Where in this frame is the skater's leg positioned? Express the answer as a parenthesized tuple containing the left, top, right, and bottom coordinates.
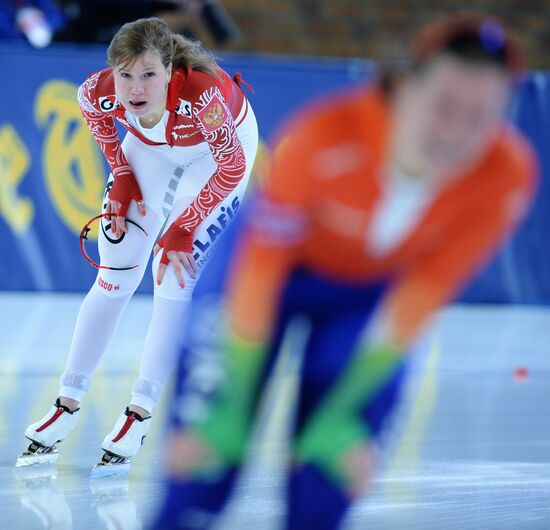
(59, 173, 163, 407)
(96, 294, 191, 473)
(286, 300, 406, 530)
(286, 306, 372, 530)
(20, 134, 170, 460)
(20, 187, 161, 465)
(149, 296, 292, 527)
(149, 337, 276, 528)
(58, 287, 133, 405)
(19, 212, 158, 464)
(286, 368, 406, 530)
(129, 295, 191, 416)
(98, 195, 227, 466)
(153, 467, 239, 530)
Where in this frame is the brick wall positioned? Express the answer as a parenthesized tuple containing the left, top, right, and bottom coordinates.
(216, 0, 549, 70)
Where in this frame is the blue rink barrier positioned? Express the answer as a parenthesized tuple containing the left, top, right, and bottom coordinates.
(0, 42, 549, 304)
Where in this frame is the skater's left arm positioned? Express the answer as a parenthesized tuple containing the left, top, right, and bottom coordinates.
(155, 86, 246, 286)
(374, 178, 535, 350)
(295, 164, 536, 489)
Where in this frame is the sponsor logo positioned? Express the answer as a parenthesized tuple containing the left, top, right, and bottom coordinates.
(97, 276, 120, 292)
(98, 95, 117, 112)
(192, 196, 240, 265)
(176, 98, 193, 118)
(171, 124, 199, 142)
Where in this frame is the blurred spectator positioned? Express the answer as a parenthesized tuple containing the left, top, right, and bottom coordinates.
(54, 0, 241, 47)
(0, 0, 65, 48)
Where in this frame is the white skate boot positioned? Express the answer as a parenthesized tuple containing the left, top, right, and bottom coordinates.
(16, 399, 80, 467)
(91, 408, 151, 478)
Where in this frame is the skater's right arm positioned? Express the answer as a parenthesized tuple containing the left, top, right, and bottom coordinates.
(228, 119, 311, 342)
(78, 72, 145, 236)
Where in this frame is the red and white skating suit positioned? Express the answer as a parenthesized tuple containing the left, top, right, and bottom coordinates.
(56, 64, 258, 414)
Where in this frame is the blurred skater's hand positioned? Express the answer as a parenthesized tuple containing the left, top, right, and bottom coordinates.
(165, 430, 210, 478)
(342, 443, 376, 497)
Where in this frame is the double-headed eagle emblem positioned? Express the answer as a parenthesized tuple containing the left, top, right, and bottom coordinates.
(203, 102, 225, 127)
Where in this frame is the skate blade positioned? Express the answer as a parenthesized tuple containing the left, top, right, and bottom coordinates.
(91, 461, 131, 479)
(16, 450, 59, 467)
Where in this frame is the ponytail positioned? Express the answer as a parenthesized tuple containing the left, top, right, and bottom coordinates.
(171, 34, 220, 78)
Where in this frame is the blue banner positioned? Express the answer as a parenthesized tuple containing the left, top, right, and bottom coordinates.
(0, 42, 549, 303)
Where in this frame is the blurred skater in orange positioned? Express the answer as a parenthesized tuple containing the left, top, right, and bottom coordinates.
(154, 12, 538, 530)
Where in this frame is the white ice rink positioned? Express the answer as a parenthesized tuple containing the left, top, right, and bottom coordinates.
(1, 291, 549, 529)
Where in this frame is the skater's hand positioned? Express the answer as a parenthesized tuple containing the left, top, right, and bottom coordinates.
(166, 430, 211, 478)
(154, 223, 197, 287)
(106, 171, 146, 237)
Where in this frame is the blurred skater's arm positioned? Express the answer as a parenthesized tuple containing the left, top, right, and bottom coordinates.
(377, 168, 535, 349)
(228, 121, 312, 341)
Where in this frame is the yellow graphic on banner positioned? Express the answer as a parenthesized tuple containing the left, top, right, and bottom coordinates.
(0, 124, 34, 234)
(35, 80, 105, 238)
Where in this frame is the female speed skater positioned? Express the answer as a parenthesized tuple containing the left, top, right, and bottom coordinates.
(17, 16, 258, 476)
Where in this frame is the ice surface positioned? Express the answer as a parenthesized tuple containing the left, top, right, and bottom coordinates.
(1, 292, 549, 529)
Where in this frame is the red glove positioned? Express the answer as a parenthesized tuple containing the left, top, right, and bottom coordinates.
(108, 170, 143, 218)
(156, 223, 194, 265)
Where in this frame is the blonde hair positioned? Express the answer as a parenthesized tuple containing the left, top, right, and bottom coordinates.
(107, 17, 219, 77)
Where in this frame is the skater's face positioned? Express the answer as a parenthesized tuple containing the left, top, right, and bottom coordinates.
(113, 49, 172, 122)
(393, 54, 510, 178)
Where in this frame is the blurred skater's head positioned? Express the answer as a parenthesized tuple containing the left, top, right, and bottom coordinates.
(391, 12, 522, 179)
(106, 17, 218, 121)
